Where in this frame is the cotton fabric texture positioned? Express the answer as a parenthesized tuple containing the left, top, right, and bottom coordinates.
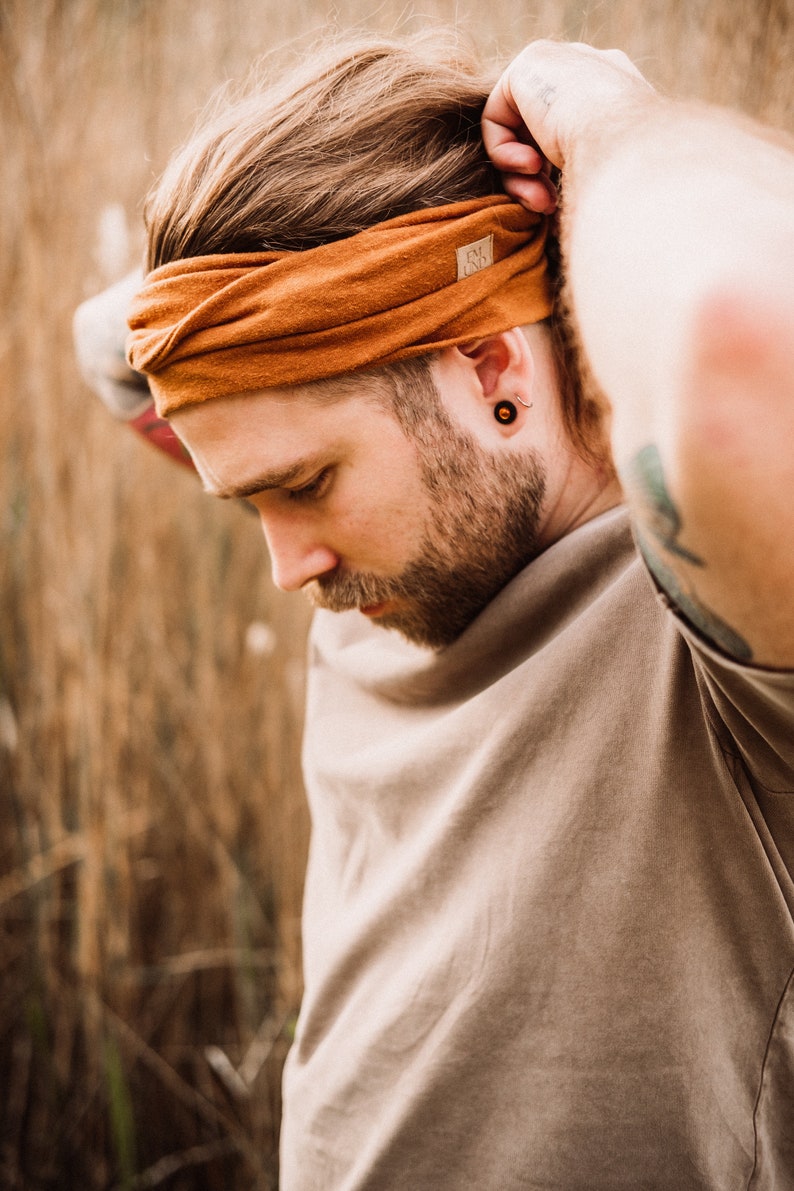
(126, 196, 553, 417)
(284, 507, 794, 1190)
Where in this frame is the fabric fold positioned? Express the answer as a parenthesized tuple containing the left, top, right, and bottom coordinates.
(127, 196, 554, 416)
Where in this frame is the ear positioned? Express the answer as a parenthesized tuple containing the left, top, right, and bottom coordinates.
(456, 328, 535, 412)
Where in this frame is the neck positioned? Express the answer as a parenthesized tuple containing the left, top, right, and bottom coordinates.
(538, 458, 624, 550)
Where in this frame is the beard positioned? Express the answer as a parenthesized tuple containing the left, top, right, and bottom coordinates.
(303, 403, 546, 649)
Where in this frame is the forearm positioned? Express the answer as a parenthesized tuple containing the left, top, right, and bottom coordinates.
(484, 44, 794, 666)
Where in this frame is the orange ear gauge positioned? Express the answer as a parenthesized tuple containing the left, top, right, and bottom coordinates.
(494, 401, 517, 424)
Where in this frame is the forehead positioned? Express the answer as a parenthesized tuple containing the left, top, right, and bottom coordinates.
(173, 370, 389, 430)
(169, 376, 398, 496)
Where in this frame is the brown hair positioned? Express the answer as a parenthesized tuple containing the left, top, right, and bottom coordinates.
(144, 32, 611, 468)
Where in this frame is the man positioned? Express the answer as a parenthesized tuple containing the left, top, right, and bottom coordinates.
(77, 34, 794, 1190)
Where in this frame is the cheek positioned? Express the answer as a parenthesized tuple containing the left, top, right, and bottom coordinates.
(334, 487, 429, 564)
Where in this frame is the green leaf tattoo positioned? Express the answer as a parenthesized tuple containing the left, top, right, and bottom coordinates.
(626, 444, 753, 662)
(628, 445, 704, 565)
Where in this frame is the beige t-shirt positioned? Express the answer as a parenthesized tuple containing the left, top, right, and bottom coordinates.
(282, 506, 794, 1190)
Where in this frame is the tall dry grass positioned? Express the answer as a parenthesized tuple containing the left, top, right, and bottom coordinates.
(0, 0, 792, 1186)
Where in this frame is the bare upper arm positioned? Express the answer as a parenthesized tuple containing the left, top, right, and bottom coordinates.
(566, 111, 794, 666)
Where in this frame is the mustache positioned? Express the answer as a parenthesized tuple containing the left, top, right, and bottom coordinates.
(302, 569, 406, 613)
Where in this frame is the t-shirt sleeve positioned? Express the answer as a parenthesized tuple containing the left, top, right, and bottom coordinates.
(671, 608, 794, 794)
(73, 271, 196, 471)
(73, 270, 152, 420)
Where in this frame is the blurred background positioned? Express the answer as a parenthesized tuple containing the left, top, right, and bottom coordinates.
(0, 0, 792, 1187)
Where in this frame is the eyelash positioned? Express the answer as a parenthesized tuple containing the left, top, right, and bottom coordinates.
(287, 468, 332, 502)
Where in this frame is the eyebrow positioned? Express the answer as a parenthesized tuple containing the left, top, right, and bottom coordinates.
(205, 455, 327, 500)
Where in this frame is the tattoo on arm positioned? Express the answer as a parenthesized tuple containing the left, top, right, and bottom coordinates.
(626, 444, 753, 662)
(628, 445, 704, 565)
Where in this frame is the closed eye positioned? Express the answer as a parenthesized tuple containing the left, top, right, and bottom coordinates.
(287, 468, 332, 502)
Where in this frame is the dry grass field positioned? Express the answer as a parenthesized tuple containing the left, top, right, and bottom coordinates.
(0, 0, 792, 1186)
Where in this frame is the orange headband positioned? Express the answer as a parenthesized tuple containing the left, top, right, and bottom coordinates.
(126, 195, 554, 417)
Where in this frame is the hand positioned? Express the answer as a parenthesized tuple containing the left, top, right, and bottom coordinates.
(482, 41, 655, 213)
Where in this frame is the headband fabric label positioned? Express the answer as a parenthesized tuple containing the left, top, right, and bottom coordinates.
(456, 234, 494, 280)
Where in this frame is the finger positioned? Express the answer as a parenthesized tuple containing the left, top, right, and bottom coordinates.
(481, 77, 527, 158)
(501, 171, 558, 214)
(482, 76, 524, 130)
(486, 138, 545, 176)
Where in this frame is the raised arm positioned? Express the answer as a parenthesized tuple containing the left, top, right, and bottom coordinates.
(484, 41, 794, 667)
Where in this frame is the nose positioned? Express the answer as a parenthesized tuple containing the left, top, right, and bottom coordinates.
(259, 513, 338, 592)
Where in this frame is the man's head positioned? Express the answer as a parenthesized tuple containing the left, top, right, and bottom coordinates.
(132, 33, 617, 647)
(171, 320, 614, 648)
(138, 32, 608, 465)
